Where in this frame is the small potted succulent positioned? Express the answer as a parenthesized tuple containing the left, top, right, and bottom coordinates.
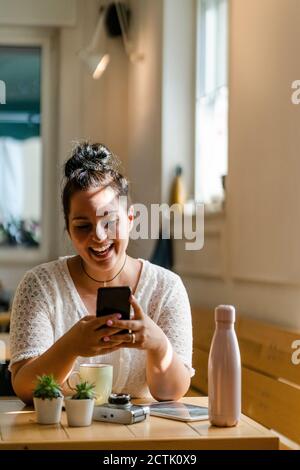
(33, 374, 63, 424)
(65, 380, 96, 427)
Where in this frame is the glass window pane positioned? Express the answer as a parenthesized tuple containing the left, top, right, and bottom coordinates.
(196, 0, 228, 205)
(0, 46, 42, 247)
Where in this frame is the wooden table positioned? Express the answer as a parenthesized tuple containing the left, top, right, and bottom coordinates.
(0, 396, 279, 450)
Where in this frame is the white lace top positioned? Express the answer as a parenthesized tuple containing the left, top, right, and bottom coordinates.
(9, 256, 194, 398)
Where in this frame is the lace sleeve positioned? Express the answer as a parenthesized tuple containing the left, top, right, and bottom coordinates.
(157, 275, 195, 377)
(9, 270, 54, 369)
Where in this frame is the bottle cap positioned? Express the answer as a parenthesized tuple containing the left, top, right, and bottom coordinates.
(215, 305, 235, 323)
(175, 165, 182, 176)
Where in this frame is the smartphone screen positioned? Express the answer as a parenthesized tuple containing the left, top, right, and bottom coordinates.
(96, 287, 131, 333)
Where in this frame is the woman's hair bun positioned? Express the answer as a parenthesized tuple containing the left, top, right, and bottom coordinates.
(64, 142, 114, 179)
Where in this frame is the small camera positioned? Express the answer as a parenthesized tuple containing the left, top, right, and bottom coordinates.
(93, 393, 149, 425)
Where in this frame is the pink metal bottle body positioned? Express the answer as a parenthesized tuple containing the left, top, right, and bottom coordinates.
(208, 305, 241, 427)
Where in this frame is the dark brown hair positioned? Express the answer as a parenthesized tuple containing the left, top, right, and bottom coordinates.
(62, 142, 129, 230)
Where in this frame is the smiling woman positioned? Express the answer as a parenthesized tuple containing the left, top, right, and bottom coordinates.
(8, 142, 194, 404)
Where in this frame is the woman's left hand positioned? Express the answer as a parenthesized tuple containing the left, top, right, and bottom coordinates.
(102, 295, 166, 352)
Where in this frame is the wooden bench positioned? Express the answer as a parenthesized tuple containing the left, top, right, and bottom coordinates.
(0, 311, 10, 327)
(0, 332, 14, 396)
(191, 307, 300, 448)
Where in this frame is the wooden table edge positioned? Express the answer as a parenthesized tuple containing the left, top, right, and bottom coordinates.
(0, 435, 279, 451)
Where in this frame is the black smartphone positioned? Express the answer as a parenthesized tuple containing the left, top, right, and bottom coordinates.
(96, 286, 131, 333)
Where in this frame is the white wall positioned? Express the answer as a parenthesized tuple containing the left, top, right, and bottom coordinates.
(127, 0, 196, 259)
(162, 0, 196, 203)
(127, 0, 163, 260)
(0, 0, 77, 26)
(176, 0, 300, 330)
(58, 0, 129, 257)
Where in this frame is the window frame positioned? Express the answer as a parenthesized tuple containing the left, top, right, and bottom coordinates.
(194, 0, 229, 207)
(0, 26, 57, 264)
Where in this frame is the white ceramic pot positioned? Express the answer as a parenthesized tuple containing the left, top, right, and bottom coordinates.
(64, 398, 95, 427)
(33, 396, 63, 424)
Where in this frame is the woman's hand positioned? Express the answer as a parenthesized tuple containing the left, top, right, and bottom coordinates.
(65, 314, 125, 357)
(102, 295, 168, 352)
(103, 296, 177, 400)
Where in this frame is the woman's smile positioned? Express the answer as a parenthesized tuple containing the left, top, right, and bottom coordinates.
(88, 241, 115, 261)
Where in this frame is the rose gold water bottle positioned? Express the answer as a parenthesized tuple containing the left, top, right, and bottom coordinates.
(208, 305, 241, 426)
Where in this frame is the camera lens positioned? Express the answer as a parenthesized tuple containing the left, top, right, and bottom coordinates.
(108, 393, 131, 405)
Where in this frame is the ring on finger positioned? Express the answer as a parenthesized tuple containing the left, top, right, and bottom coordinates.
(131, 332, 136, 344)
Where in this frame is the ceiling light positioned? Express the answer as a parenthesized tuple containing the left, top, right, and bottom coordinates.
(78, 6, 110, 79)
(79, 1, 143, 80)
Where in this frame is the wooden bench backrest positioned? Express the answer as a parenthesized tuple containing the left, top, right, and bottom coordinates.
(0, 312, 10, 328)
(191, 308, 300, 444)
